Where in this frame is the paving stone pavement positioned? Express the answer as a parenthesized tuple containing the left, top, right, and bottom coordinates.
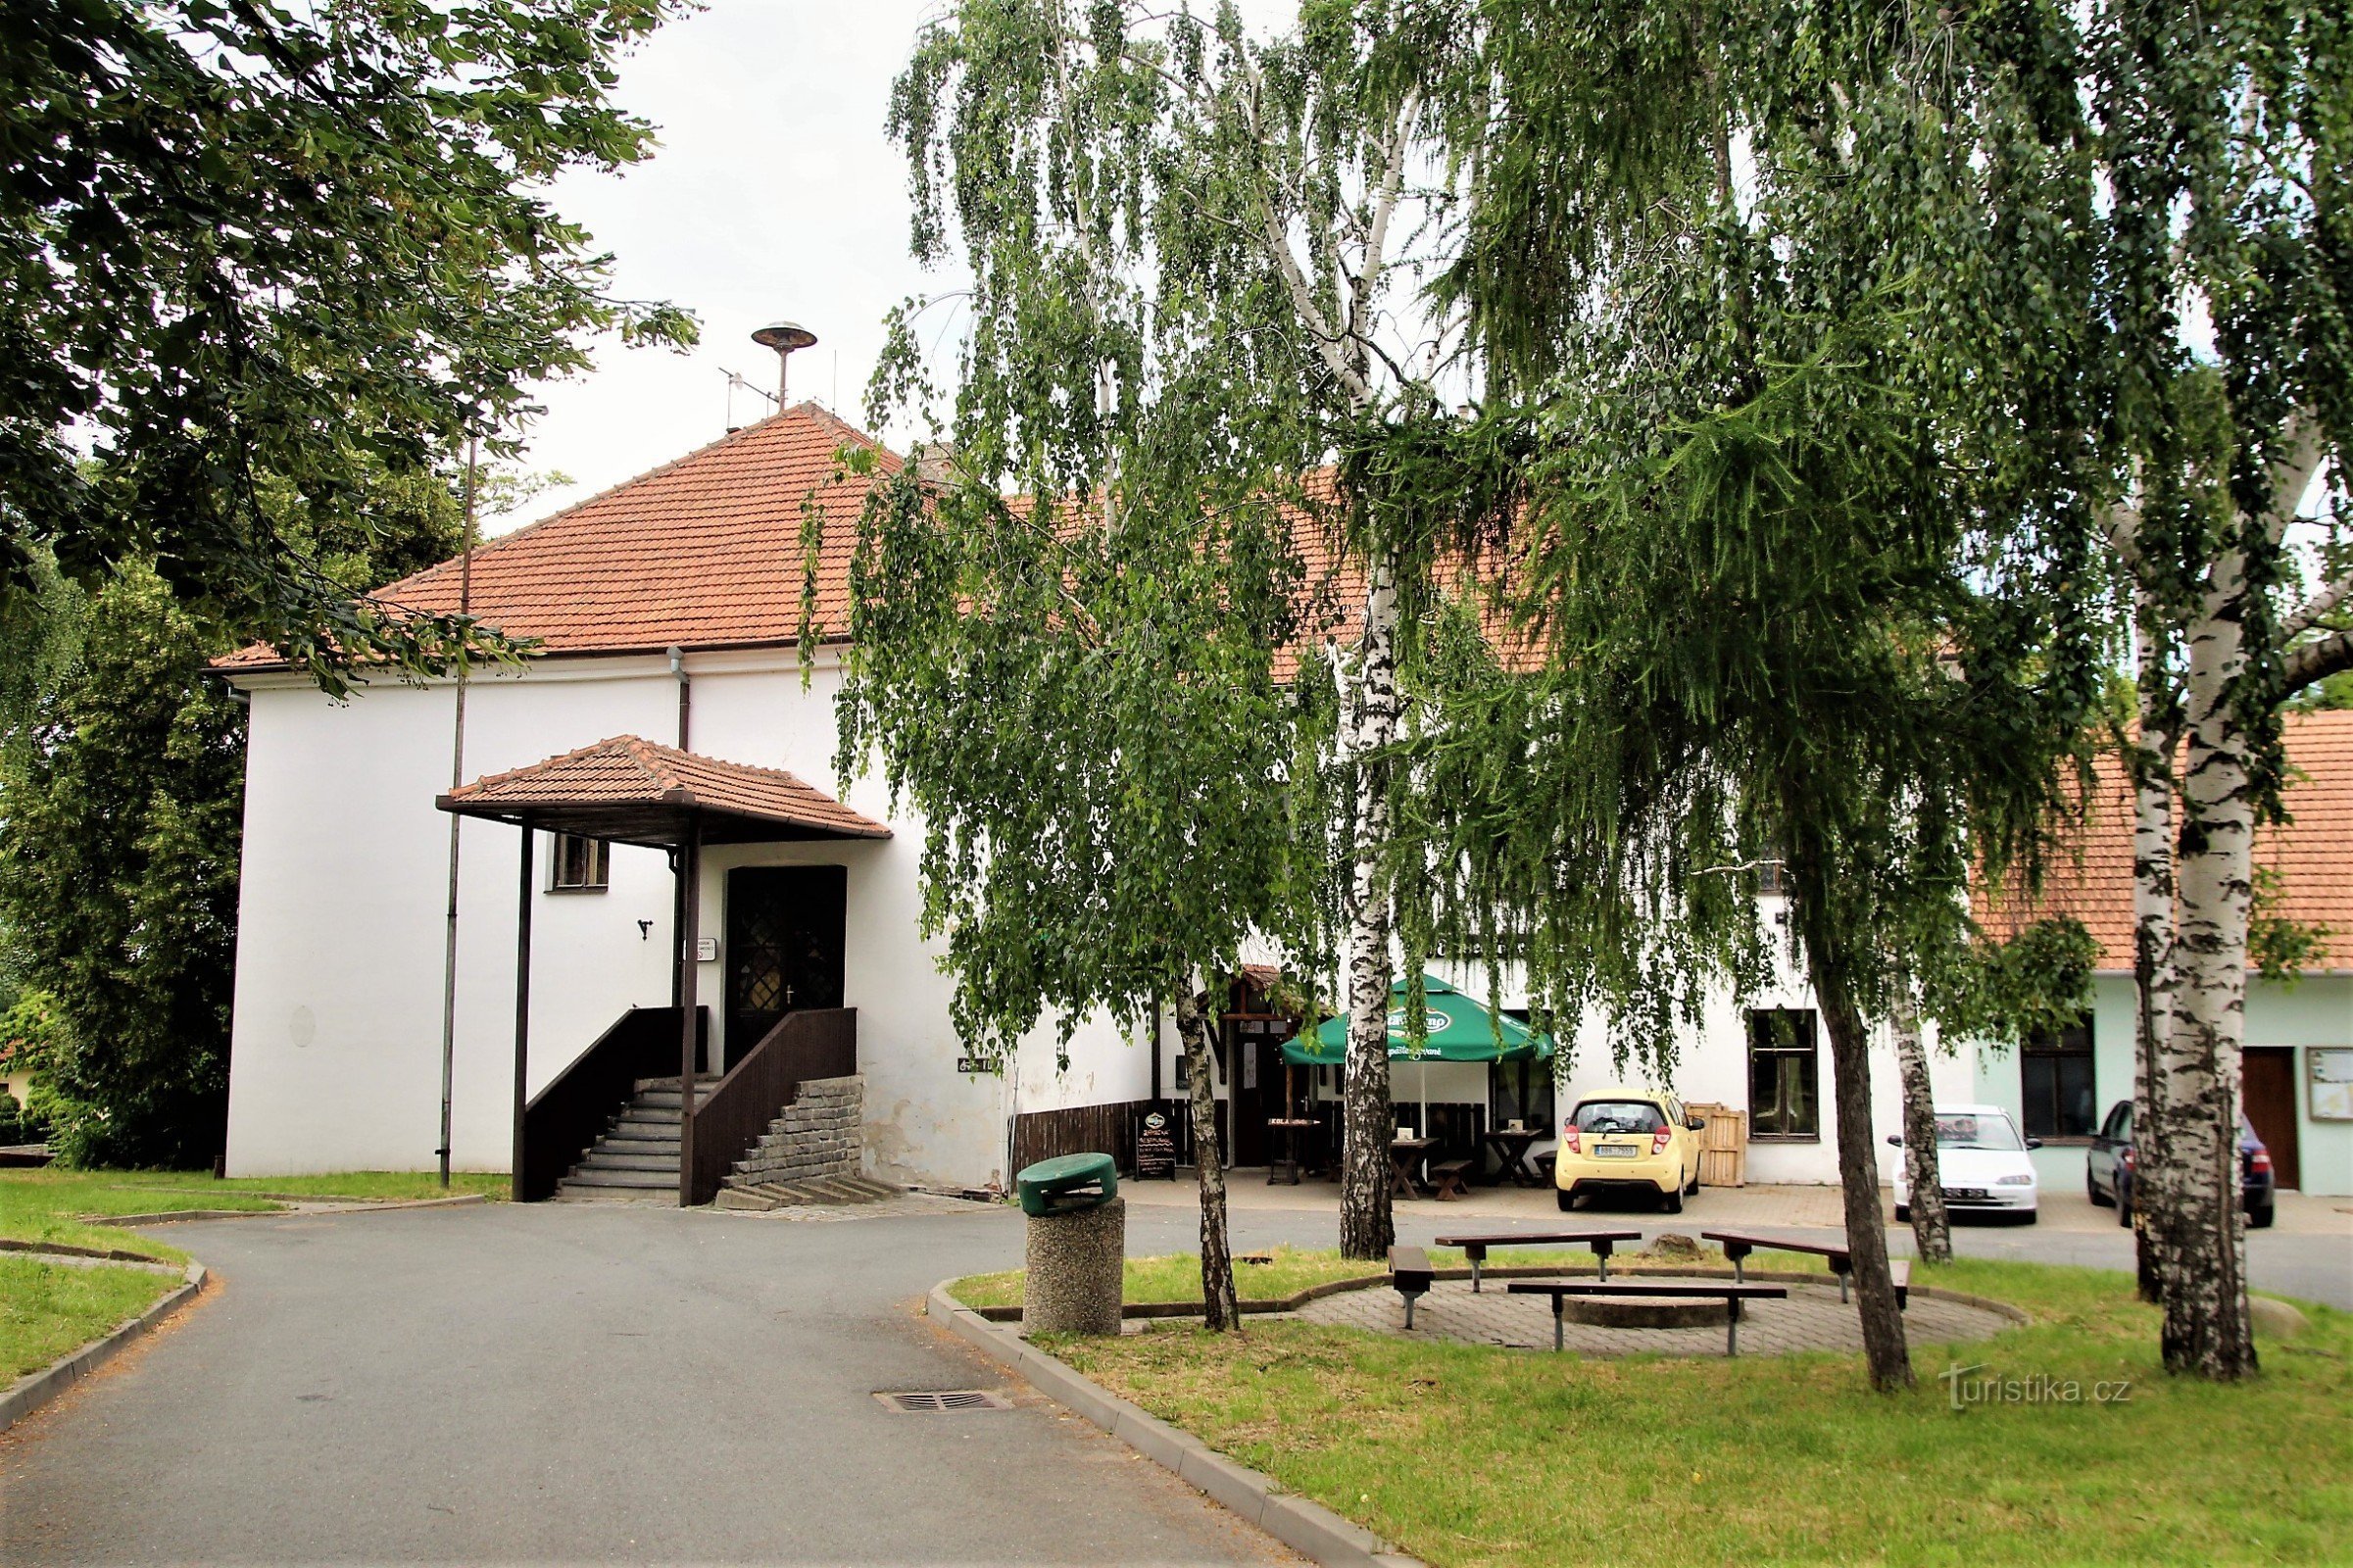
(1291, 1275, 2012, 1356)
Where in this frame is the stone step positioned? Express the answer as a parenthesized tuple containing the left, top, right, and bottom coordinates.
(613, 1108, 687, 1128)
(559, 1166, 676, 1190)
(597, 1135, 681, 1157)
(553, 1183, 673, 1204)
(721, 1173, 899, 1208)
(576, 1152, 677, 1173)
(633, 1075, 724, 1094)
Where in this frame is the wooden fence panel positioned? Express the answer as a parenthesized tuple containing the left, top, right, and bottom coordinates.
(1010, 1101, 1149, 1178)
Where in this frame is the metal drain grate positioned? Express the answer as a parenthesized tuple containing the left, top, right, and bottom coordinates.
(875, 1389, 1013, 1413)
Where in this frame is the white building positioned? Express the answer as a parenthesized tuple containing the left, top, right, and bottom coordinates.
(218, 402, 2352, 1201)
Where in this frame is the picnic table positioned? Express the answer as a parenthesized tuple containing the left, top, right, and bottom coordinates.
(1387, 1136, 1438, 1198)
(1435, 1228, 1643, 1291)
(1477, 1128, 1547, 1188)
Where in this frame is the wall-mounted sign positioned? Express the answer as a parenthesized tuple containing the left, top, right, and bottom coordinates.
(956, 1055, 1004, 1076)
(2311, 1048, 2353, 1121)
(694, 937, 718, 962)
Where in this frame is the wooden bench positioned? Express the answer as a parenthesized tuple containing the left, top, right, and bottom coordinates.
(1434, 1229, 1644, 1291)
(1508, 1280, 1789, 1355)
(1389, 1245, 1436, 1329)
(1702, 1231, 1910, 1310)
(1428, 1159, 1474, 1201)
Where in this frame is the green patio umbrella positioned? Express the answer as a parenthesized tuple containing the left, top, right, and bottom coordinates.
(1281, 975, 1552, 1128)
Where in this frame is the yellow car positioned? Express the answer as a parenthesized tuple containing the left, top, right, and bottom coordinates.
(1555, 1089, 1705, 1213)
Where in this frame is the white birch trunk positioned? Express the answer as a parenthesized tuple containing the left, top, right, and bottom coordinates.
(1338, 553, 1402, 1260)
(1173, 979, 1240, 1331)
(2126, 636, 2179, 1307)
(1891, 992, 1951, 1265)
(2159, 550, 2260, 1379)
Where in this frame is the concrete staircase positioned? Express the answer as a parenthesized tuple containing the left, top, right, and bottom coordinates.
(553, 1074, 720, 1202)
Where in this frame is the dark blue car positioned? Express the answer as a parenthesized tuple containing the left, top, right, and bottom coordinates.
(2085, 1100, 2276, 1229)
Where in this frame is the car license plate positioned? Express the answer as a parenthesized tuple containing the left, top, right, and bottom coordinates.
(1594, 1144, 1639, 1158)
(1942, 1187, 1987, 1200)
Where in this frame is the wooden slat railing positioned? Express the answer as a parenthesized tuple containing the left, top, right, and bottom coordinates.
(685, 1007, 857, 1205)
(518, 1005, 706, 1202)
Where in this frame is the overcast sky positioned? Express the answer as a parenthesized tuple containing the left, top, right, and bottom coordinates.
(503, 1, 946, 531)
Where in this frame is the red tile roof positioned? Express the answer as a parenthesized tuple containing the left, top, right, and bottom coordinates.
(219, 403, 898, 670)
(437, 735, 890, 845)
(213, 407, 1535, 674)
(1980, 710, 2353, 970)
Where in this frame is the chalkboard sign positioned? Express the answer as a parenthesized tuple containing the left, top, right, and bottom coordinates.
(1136, 1111, 1177, 1179)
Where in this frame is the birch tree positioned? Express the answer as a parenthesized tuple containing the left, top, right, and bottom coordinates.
(2074, 0, 2347, 1379)
(875, 0, 1511, 1260)
(1409, 0, 2103, 1393)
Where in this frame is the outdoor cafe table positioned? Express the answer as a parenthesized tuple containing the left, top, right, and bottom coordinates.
(1265, 1117, 1317, 1186)
(1388, 1136, 1438, 1198)
(1478, 1127, 1546, 1188)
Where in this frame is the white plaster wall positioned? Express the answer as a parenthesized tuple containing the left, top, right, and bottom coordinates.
(1973, 972, 2353, 1198)
(225, 649, 1141, 1190)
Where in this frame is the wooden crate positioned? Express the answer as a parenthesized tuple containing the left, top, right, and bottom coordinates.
(1684, 1101, 1748, 1187)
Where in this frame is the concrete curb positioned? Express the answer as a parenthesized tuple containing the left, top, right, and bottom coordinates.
(928, 1281, 1425, 1568)
(0, 1236, 170, 1264)
(966, 1261, 2030, 1325)
(90, 1193, 489, 1228)
(0, 1259, 208, 1436)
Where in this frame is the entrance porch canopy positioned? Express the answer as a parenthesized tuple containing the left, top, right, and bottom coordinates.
(435, 734, 892, 849)
(434, 735, 888, 1205)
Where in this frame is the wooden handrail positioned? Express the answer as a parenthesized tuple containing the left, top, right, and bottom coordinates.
(685, 1007, 857, 1205)
(518, 1005, 706, 1201)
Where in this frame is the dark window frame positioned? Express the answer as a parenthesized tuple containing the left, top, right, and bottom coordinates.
(1747, 1007, 1821, 1142)
(548, 831, 611, 893)
(2021, 1015, 2096, 1143)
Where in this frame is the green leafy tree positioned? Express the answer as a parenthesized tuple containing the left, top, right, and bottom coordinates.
(2052, 0, 2346, 1379)
(877, 0, 1603, 1260)
(0, 462, 473, 1166)
(0, 566, 246, 1165)
(831, 455, 1322, 1328)
(1406, 0, 2104, 1392)
(0, 0, 695, 690)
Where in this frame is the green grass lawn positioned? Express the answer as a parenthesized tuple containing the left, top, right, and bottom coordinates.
(0, 1169, 507, 1261)
(0, 1253, 183, 1384)
(1028, 1254, 2349, 1567)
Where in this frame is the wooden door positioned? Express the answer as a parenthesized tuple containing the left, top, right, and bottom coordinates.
(1227, 1021, 1267, 1165)
(723, 866, 847, 1065)
(2243, 1048, 2301, 1191)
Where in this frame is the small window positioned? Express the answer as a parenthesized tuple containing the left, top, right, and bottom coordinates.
(1756, 859, 1789, 896)
(2022, 1016, 2095, 1140)
(550, 832, 610, 892)
(1747, 1008, 1820, 1141)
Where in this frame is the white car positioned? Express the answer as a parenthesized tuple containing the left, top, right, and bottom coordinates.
(1888, 1103, 2040, 1224)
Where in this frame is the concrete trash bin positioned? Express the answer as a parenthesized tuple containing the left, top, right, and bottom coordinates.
(1017, 1153, 1124, 1337)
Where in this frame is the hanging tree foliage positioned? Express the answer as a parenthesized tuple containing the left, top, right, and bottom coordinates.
(1401, 0, 2106, 1392)
(0, 0, 696, 689)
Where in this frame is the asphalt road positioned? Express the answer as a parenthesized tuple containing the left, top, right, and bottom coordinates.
(5, 1188, 2344, 1565)
(0, 1201, 1298, 1567)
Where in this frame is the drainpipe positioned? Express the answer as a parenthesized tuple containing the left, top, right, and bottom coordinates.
(669, 647, 689, 1010)
(436, 436, 479, 1190)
